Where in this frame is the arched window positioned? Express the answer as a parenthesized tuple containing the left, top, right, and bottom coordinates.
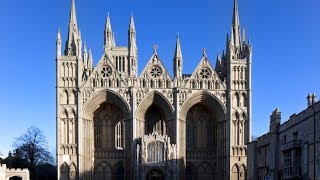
(186, 119, 195, 149)
(145, 105, 166, 135)
(232, 164, 239, 180)
(147, 141, 164, 162)
(115, 121, 123, 150)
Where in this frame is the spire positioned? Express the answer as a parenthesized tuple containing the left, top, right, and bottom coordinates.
(88, 49, 94, 70)
(83, 43, 88, 69)
(215, 53, 222, 73)
(128, 14, 137, 57)
(242, 27, 246, 43)
(56, 28, 62, 57)
(65, 0, 79, 56)
(231, 0, 241, 48)
(104, 13, 114, 50)
(174, 34, 182, 60)
(128, 14, 137, 77)
(105, 12, 112, 30)
(129, 14, 135, 30)
(232, 0, 240, 27)
(174, 34, 183, 78)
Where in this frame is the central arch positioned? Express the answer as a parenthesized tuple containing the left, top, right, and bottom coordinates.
(137, 91, 174, 140)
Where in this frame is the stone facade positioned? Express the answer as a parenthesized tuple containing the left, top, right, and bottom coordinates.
(248, 94, 320, 180)
(0, 164, 30, 180)
(56, 0, 252, 179)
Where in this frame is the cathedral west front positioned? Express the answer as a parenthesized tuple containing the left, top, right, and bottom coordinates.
(56, 0, 252, 179)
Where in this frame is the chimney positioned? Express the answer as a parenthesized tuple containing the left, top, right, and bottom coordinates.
(270, 108, 281, 133)
(307, 93, 312, 107)
(312, 93, 317, 105)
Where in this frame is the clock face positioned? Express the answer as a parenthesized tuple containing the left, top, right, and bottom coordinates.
(149, 65, 162, 78)
(100, 65, 112, 78)
(199, 67, 212, 79)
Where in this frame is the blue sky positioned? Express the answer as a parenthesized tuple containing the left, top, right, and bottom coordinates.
(0, 0, 320, 157)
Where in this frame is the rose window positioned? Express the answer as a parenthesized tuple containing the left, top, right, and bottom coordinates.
(100, 65, 112, 78)
(149, 66, 162, 78)
(200, 67, 212, 79)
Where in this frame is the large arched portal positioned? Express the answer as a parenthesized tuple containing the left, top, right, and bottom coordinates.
(92, 102, 126, 180)
(181, 91, 226, 179)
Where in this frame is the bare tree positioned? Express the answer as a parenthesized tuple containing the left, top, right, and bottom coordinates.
(13, 126, 54, 178)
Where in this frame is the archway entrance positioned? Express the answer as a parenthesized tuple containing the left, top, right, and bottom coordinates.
(146, 169, 164, 180)
(9, 176, 22, 180)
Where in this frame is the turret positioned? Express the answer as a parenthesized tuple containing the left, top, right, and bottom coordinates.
(56, 28, 62, 57)
(64, 0, 80, 56)
(128, 14, 137, 77)
(173, 34, 182, 79)
(104, 13, 115, 51)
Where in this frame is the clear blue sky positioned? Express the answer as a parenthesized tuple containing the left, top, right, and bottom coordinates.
(0, 0, 320, 157)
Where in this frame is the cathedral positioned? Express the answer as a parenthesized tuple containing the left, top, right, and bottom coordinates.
(56, 0, 252, 179)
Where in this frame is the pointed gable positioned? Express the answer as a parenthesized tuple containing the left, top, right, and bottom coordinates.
(138, 49, 172, 89)
(183, 53, 226, 90)
(82, 53, 128, 88)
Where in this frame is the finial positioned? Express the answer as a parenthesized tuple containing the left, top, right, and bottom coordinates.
(202, 48, 207, 57)
(153, 44, 158, 54)
(177, 32, 180, 38)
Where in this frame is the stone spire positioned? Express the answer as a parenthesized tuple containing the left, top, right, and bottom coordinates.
(56, 28, 62, 57)
(83, 43, 88, 69)
(231, 0, 241, 48)
(128, 14, 137, 77)
(104, 13, 115, 50)
(173, 34, 183, 78)
(88, 49, 94, 70)
(215, 53, 222, 73)
(65, 0, 79, 56)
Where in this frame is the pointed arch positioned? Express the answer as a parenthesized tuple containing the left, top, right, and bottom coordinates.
(60, 109, 68, 144)
(69, 162, 77, 180)
(180, 91, 226, 121)
(60, 163, 69, 180)
(241, 92, 247, 107)
(83, 89, 130, 120)
(93, 161, 112, 179)
(233, 92, 240, 107)
(136, 90, 174, 121)
(61, 89, 69, 104)
(239, 164, 246, 180)
(231, 164, 240, 180)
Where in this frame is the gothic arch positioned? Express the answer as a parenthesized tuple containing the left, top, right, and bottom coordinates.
(83, 89, 130, 120)
(239, 164, 246, 180)
(180, 91, 226, 121)
(93, 161, 112, 179)
(231, 164, 240, 180)
(136, 90, 174, 121)
(69, 162, 77, 180)
(60, 162, 69, 180)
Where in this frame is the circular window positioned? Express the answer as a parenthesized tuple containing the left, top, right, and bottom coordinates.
(200, 67, 212, 79)
(100, 65, 112, 78)
(149, 66, 162, 78)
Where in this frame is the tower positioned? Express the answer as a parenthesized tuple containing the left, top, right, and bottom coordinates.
(56, 0, 252, 179)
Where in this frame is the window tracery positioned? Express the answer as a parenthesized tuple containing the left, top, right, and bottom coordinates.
(149, 65, 162, 78)
(100, 65, 112, 78)
(200, 67, 212, 79)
